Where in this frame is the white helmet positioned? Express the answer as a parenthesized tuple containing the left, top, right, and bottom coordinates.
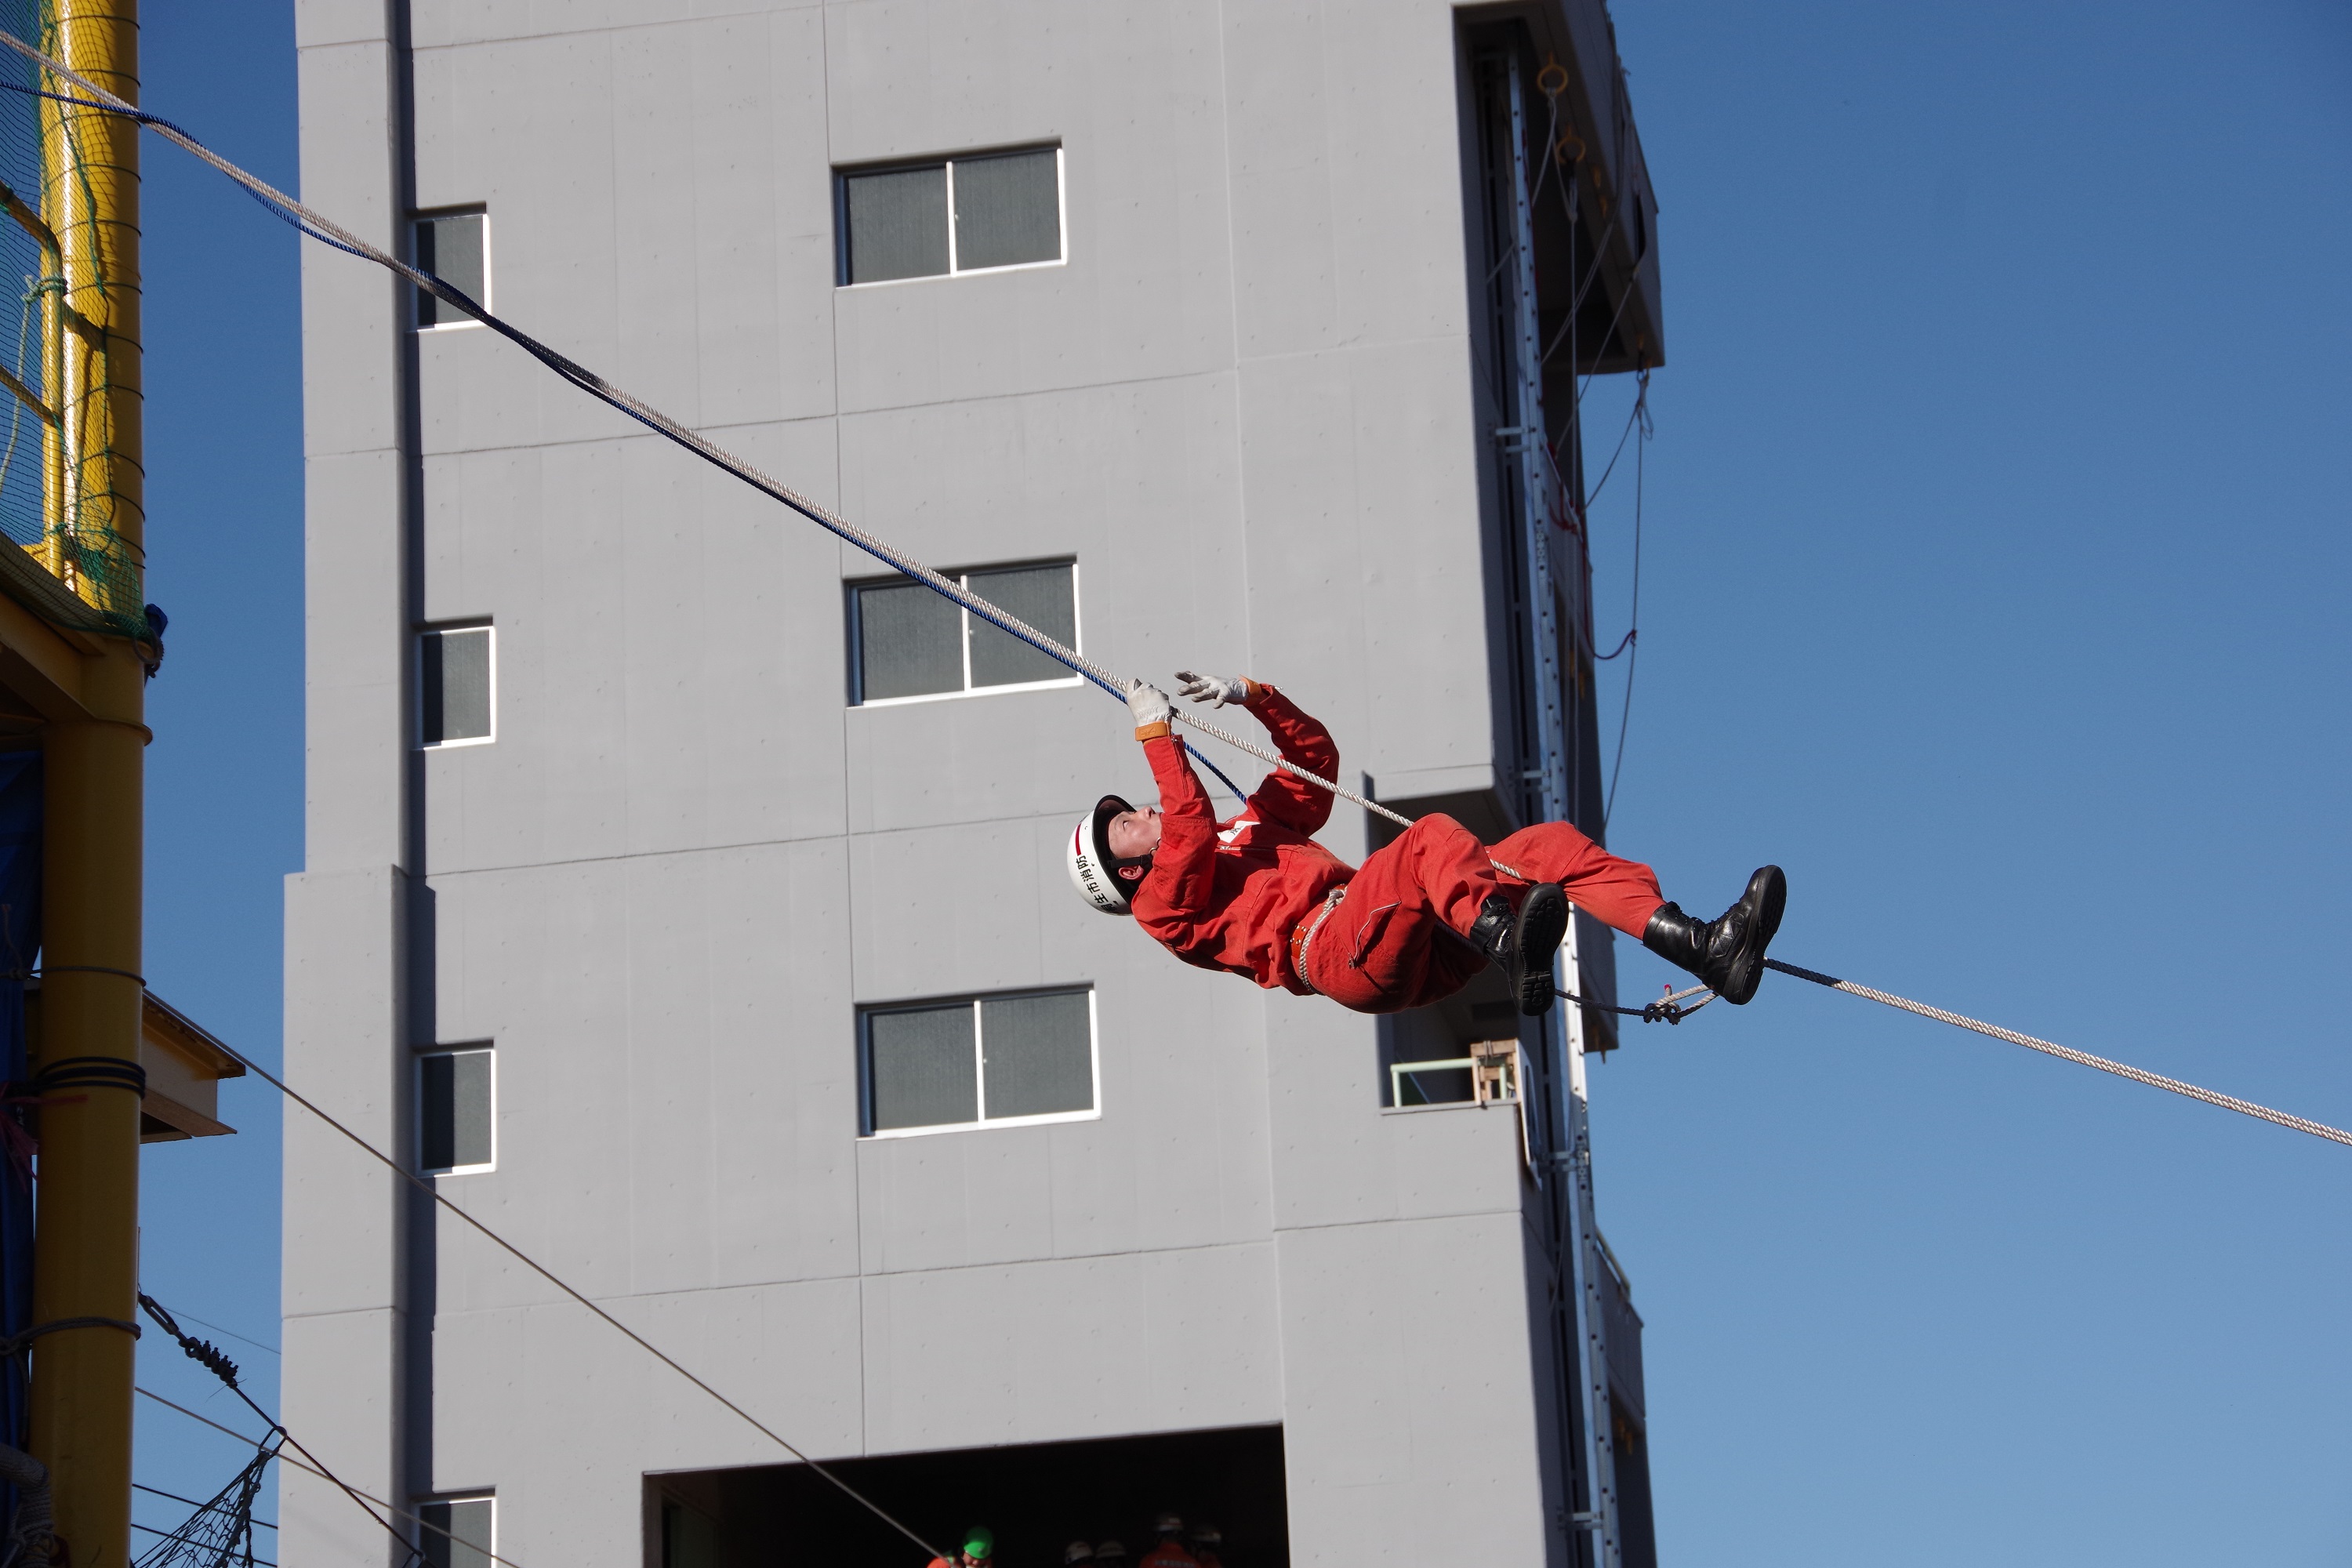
(1067, 793, 1152, 915)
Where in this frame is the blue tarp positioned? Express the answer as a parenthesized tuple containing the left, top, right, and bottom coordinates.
(0, 750, 41, 1450)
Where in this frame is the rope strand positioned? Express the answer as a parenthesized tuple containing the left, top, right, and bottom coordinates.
(0, 45, 1269, 808)
(0, 33, 1512, 870)
(1762, 959, 2352, 1148)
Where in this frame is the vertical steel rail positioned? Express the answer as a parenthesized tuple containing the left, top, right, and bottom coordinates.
(1504, 53, 1621, 1568)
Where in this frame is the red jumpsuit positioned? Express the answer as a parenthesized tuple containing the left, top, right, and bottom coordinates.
(1131, 684, 1666, 1014)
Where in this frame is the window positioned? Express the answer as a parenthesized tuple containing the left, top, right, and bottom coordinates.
(849, 561, 1079, 706)
(662, 1499, 723, 1568)
(414, 209, 488, 328)
(862, 988, 1096, 1136)
(419, 1496, 493, 1568)
(419, 624, 495, 746)
(837, 147, 1063, 285)
(420, 1047, 494, 1174)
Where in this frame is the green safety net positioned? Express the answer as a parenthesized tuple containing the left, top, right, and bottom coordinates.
(0, 0, 147, 641)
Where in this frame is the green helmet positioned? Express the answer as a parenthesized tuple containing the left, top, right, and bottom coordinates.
(964, 1526, 996, 1559)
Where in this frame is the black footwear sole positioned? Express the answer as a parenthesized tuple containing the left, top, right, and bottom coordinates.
(1717, 865, 1787, 1005)
(1513, 884, 1570, 1015)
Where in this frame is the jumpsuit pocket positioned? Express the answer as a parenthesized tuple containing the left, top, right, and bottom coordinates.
(1345, 900, 1402, 969)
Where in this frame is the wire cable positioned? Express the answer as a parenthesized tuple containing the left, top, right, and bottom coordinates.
(154, 1028, 946, 1561)
(134, 1388, 514, 1568)
(138, 1294, 425, 1568)
(1602, 371, 1648, 829)
(1762, 959, 2352, 1148)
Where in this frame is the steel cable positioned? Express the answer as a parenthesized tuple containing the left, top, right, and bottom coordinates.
(154, 1031, 948, 1562)
(1763, 959, 2352, 1148)
(133, 1388, 517, 1568)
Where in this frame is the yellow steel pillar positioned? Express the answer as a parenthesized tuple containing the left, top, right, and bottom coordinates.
(28, 5, 147, 1567)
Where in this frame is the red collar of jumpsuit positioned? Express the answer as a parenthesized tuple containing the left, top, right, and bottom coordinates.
(1128, 681, 1351, 996)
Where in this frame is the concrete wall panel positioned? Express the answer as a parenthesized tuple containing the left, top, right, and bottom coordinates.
(283, 866, 407, 1314)
(861, 1243, 1280, 1456)
(423, 838, 859, 1310)
(1276, 1213, 1555, 1566)
(416, 419, 848, 872)
(1237, 338, 1493, 797)
(278, 1307, 408, 1568)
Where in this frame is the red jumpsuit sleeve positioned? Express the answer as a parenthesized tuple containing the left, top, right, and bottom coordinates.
(1141, 731, 1218, 916)
(1239, 683, 1339, 836)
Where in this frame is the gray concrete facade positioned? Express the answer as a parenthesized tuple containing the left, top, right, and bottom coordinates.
(286, 3, 1660, 1564)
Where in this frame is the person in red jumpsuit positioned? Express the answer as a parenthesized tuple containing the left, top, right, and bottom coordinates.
(1064, 675, 1784, 1014)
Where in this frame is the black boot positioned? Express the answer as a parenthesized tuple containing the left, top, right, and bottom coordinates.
(1642, 866, 1787, 1005)
(1465, 885, 1572, 1016)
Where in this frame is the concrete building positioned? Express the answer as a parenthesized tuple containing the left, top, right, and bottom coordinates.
(284, 2, 1664, 1563)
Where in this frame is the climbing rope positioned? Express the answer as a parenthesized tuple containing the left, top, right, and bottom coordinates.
(0, 41, 1276, 802)
(1762, 958, 2352, 1149)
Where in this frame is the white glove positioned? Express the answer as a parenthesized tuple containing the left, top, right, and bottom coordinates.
(1126, 678, 1174, 728)
(1175, 670, 1250, 709)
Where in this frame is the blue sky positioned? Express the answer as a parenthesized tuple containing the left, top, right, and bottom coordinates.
(122, 2, 2350, 1563)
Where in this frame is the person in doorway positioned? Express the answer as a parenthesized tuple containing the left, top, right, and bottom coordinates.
(1138, 1514, 1198, 1568)
(926, 1525, 995, 1568)
(1066, 675, 1784, 1014)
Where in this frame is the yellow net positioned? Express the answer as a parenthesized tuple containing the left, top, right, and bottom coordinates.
(0, 0, 147, 641)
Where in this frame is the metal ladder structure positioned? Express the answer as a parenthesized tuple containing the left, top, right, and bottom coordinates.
(1499, 47, 1622, 1568)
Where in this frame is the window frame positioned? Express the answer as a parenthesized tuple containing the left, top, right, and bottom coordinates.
(846, 559, 1084, 709)
(417, 621, 498, 750)
(418, 1044, 497, 1176)
(858, 985, 1100, 1139)
(834, 145, 1067, 289)
(412, 205, 492, 332)
(416, 1493, 495, 1568)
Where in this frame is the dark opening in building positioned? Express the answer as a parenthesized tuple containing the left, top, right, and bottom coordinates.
(651, 1424, 1287, 1568)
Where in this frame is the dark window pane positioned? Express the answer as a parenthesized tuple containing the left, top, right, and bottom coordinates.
(868, 1005, 977, 1131)
(964, 564, 1075, 688)
(952, 149, 1061, 271)
(422, 627, 492, 743)
(664, 1501, 724, 1568)
(980, 990, 1093, 1120)
(416, 212, 485, 327)
(421, 1498, 493, 1568)
(855, 580, 963, 701)
(422, 1051, 492, 1170)
(844, 165, 949, 284)
(421, 1055, 455, 1170)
